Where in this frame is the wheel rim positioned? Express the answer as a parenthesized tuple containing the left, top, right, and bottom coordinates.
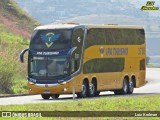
(82, 84, 86, 96)
(123, 81, 128, 93)
(90, 83, 95, 95)
(129, 81, 134, 92)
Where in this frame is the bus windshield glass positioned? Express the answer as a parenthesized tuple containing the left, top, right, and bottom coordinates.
(29, 56, 68, 78)
(30, 29, 72, 51)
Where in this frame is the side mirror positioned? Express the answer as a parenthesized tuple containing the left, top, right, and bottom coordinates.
(20, 48, 29, 63)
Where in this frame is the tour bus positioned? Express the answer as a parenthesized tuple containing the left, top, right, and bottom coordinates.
(20, 23, 146, 99)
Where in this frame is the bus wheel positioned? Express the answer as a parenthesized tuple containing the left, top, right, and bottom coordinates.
(121, 78, 129, 94)
(89, 81, 96, 97)
(114, 78, 129, 95)
(77, 81, 87, 98)
(51, 94, 60, 99)
(128, 80, 134, 94)
(95, 91, 100, 96)
(114, 90, 121, 95)
(41, 94, 50, 99)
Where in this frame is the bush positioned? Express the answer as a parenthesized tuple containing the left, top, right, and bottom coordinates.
(0, 58, 16, 94)
(0, 41, 28, 94)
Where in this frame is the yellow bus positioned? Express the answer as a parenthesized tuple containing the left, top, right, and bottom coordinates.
(20, 23, 146, 99)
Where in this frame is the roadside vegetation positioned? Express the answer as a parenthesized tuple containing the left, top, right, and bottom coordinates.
(0, 28, 29, 94)
(1, 94, 160, 111)
(0, 0, 40, 95)
(0, 94, 160, 119)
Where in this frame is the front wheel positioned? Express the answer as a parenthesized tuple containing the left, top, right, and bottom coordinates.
(41, 94, 50, 99)
(51, 94, 60, 99)
(77, 81, 88, 98)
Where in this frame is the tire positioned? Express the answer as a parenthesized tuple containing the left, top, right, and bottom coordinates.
(121, 78, 129, 94)
(77, 81, 88, 98)
(114, 78, 129, 95)
(88, 81, 97, 97)
(114, 90, 121, 95)
(51, 94, 60, 99)
(128, 80, 134, 94)
(95, 91, 100, 96)
(41, 94, 50, 99)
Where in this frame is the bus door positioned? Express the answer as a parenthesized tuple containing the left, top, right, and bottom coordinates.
(70, 28, 85, 74)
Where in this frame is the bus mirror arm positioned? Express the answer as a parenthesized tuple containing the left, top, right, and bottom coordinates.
(20, 48, 29, 63)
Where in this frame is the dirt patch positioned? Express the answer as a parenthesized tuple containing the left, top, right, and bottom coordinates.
(0, 8, 31, 39)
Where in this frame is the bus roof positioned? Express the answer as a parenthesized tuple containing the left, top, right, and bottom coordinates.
(35, 23, 144, 30)
(34, 23, 79, 30)
(87, 24, 143, 29)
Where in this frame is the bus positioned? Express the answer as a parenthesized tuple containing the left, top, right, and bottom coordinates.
(20, 23, 146, 99)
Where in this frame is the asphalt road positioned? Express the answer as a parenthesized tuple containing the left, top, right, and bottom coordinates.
(0, 68, 159, 105)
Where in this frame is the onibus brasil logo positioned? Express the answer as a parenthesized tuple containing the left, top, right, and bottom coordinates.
(41, 32, 60, 48)
(141, 1, 159, 10)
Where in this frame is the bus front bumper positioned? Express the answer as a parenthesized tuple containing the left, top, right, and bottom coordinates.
(28, 81, 74, 94)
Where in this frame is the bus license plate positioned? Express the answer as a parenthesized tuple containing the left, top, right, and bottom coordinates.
(43, 90, 51, 94)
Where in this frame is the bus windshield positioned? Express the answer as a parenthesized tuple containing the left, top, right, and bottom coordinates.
(29, 56, 68, 78)
(30, 29, 72, 51)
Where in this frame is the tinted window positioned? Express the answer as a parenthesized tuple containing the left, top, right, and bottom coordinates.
(29, 56, 67, 78)
(85, 28, 105, 48)
(105, 28, 145, 45)
(30, 29, 72, 51)
(83, 58, 124, 74)
(140, 59, 145, 70)
(85, 28, 145, 48)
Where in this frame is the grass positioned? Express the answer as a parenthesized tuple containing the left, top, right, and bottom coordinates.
(0, 29, 29, 95)
(0, 94, 159, 111)
(0, 95, 160, 119)
(11, 76, 28, 94)
(0, 32, 29, 45)
(0, 0, 40, 95)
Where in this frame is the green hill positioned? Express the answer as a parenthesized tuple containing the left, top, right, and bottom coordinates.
(0, 0, 40, 94)
(0, 0, 39, 38)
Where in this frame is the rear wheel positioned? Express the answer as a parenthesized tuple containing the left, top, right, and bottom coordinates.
(88, 81, 97, 97)
(114, 90, 121, 95)
(41, 94, 50, 99)
(95, 91, 100, 96)
(77, 81, 88, 98)
(114, 78, 129, 95)
(128, 79, 134, 94)
(121, 78, 129, 94)
(51, 94, 60, 99)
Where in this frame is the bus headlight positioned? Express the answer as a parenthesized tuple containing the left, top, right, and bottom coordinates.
(62, 81, 67, 84)
(29, 81, 35, 85)
(63, 88, 68, 92)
